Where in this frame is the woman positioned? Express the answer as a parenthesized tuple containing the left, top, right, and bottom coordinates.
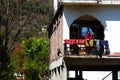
(85, 31, 94, 54)
(85, 31, 93, 41)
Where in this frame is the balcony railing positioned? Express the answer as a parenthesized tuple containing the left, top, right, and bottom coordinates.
(59, 0, 120, 4)
(64, 39, 110, 58)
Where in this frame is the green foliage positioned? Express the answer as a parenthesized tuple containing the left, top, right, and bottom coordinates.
(22, 37, 49, 80)
(0, 0, 52, 79)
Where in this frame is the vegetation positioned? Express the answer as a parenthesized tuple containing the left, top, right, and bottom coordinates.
(0, 0, 52, 79)
(22, 37, 49, 80)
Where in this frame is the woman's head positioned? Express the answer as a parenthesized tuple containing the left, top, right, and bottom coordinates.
(87, 31, 90, 34)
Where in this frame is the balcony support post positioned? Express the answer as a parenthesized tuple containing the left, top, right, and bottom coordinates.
(112, 70, 118, 80)
(79, 70, 83, 79)
(75, 70, 78, 79)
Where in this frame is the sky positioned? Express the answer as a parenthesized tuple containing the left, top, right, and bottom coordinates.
(69, 71, 114, 80)
(83, 71, 112, 80)
(82, 27, 94, 36)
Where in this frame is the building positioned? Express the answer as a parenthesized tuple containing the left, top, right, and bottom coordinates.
(47, 0, 120, 80)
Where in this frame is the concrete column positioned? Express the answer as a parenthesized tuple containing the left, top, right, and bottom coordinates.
(79, 70, 83, 79)
(53, 0, 58, 13)
(75, 70, 83, 80)
(75, 70, 78, 79)
(112, 70, 118, 80)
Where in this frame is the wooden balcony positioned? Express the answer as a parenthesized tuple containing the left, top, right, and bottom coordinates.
(59, 0, 120, 5)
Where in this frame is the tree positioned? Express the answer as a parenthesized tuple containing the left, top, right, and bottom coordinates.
(0, 0, 52, 79)
(22, 37, 49, 80)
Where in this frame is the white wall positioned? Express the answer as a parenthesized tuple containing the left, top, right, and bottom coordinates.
(53, 0, 58, 13)
(49, 60, 67, 80)
(63, 5, 120, 53)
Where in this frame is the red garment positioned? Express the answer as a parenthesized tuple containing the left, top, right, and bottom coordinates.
(85, 33, 93, 40)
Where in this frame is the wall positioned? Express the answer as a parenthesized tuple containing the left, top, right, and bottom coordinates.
(53, 0, 58, 13)
(49, 60, 67, 80)
(63, 5, 120, 53)
(49, 15, 63, 63)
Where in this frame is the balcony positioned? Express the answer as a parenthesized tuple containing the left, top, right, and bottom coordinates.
(59, 0, 120, 5)
(64, 39, 110, 58)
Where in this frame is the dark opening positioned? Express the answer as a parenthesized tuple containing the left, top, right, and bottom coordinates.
(70, 15, 104, 40)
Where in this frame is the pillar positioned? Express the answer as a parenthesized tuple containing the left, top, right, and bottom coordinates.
(79, 70, 83, 79)
(75, 70, 78, 79)
(75, 70, 83, 80)
(112, 70, 118, 80)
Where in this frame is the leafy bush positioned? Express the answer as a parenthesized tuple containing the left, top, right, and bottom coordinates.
(22, 37, 49, 80)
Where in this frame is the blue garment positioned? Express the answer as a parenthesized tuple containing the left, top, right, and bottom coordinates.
(99, 40, 109, 48)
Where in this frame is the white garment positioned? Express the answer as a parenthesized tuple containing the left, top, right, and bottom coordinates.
(95, 40, 100, 51)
